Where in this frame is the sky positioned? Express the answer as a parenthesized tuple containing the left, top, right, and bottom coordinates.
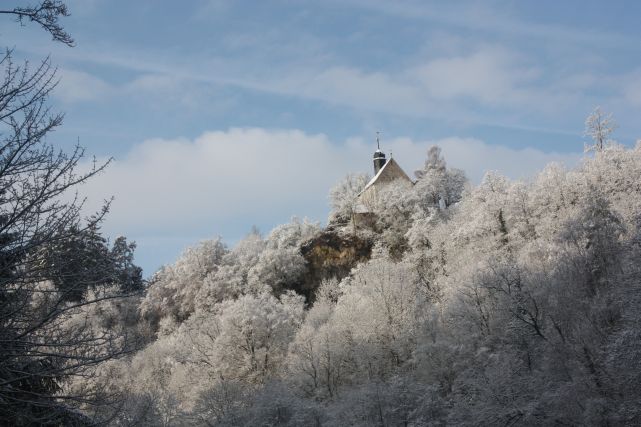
(3, 0, 641, 275)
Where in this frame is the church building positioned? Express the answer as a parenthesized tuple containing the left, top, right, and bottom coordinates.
(353, 136, 413, 226)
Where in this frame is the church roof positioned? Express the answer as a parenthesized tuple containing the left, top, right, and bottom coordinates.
(361, 157, 412, 194)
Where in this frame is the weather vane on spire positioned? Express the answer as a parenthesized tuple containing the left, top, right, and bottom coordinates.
(376, 131, 381, 150)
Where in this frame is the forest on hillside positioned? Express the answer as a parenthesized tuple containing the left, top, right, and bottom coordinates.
(59, 136, 641, 426)
(2, 2, 641, 426)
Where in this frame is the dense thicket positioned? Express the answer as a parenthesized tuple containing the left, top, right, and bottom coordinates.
(92, 130, 641, 425)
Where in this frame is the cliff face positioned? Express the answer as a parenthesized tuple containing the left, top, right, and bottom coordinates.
(296, 229, 373, 303)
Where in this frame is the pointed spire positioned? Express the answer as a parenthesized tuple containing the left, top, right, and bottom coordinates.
(373, 131, 386, 174)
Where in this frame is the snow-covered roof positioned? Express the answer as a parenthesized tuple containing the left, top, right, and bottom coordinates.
(360, 158, 413, 195)
(362, 157, 393, 192)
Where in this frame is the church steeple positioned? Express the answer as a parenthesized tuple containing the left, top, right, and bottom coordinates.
(373, 131, 386, 174)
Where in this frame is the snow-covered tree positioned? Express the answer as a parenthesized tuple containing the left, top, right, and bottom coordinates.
(247, 218, 319, 294)
(584, 106, 617, 153)
(414, 145, 467, 209)
(101, 128, 641, 425)
(140, 238, 227, 335)
(0, 5, 143, 423)
(328, 172, 370, 223)
(213, 291, 305, 383)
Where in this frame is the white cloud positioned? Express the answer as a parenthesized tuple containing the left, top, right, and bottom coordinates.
(124, 73, 214, 110)
(34, 35, 600, 129)
(265, 47, 553, 118)
(54, 67, 226, 111)
(81, 128, 580, 231)
(81, 129, 349, 233)
(77, 128, 580, 272)
(621, 70, 641, 107)
(337, 0, 632, 49)
(383, 136, 580, 184)
(55, 68, 111, 103)
(126, 73, 181, 92)
(413, 48, 539, 105)
(282, 66, 429, 116)
(41, 42, 563, 120)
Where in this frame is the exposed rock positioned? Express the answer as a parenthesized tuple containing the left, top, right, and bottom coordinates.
(294, 229, 373, 303)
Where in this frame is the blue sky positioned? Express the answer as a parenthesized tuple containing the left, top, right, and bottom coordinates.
(4, 0, 641, 274)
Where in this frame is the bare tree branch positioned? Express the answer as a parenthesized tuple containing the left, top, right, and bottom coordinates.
(0, 1, 74, 46)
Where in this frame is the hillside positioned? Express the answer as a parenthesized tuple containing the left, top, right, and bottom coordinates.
(70, 142, 641, 426)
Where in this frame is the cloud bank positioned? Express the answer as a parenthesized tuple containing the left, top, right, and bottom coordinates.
(79, 128, 580, 273)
